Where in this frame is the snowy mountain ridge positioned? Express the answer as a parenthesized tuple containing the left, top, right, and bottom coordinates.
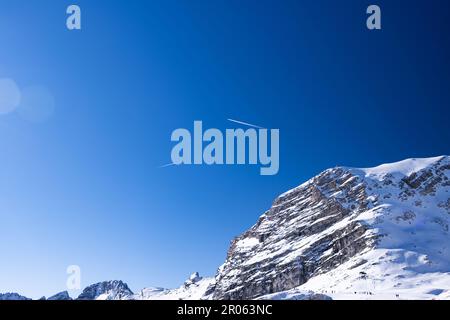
(1, 156, 449, 300)
(0, 293, 31, 301)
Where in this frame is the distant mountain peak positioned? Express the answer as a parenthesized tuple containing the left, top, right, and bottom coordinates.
(48, 291, 72, 301)
(0, 293, 31, 301)
(76, 280, 133, 300)
(185, 272, 203, 286)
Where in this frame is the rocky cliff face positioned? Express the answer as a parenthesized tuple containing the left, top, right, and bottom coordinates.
(213, 156, 450, 299)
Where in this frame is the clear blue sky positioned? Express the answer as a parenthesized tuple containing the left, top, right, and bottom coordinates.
(0, 0, 449, 298)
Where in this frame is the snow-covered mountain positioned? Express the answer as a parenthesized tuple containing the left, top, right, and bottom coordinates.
(76, 280, 133, 300)
(213, 155, 450, 300)
(0, 293, 31, 300)
(47, 291, 72, 301)
(130, 272, 216, 300)
(1, 156, 449, 300)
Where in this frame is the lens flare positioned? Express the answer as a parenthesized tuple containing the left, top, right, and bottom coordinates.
(17, 85, 55, 122)
(0, 78, 21, 114)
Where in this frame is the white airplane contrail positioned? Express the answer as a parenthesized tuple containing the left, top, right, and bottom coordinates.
(227, 118, 265, 129)
(158, 163, 176, 168)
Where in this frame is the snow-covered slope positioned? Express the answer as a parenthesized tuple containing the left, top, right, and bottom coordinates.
(213, 156, 450, 300)
(130, 272, 215, 300)
(256, 289, 332, 300)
